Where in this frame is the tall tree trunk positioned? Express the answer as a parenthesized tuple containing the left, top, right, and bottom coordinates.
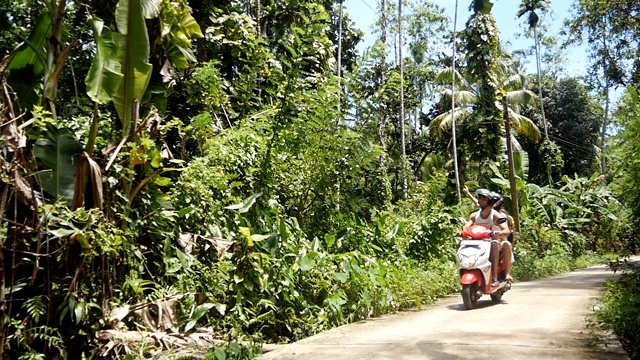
(0, 186, 6, 359)
(451, 0, 462, 204)
(336, 1, 344, 209)
(504, 96, 521, 232)
(256, 0, 264, 102)
(602, 73, 610, 176)
(43, 0, 69, 119)
(337, 0, 343, 124)
(380, 0, 387, 144)
(399, 0, 407, 199)
(379, 0, 388, 168)
(258, 0, 265, 38)
(601, 16, 610, 176)
(534, 26, 548, 139)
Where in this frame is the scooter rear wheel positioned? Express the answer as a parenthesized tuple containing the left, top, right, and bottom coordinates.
(461, 284, 478, 310)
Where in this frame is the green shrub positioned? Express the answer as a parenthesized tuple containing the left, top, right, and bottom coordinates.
(512, 250, 571, 281)
(205, 342, 262, 360)
(385, 180, 461, 262)
(512, 247, 607, 282)
(594, 261, 640, 359)
(386, 258, 459, 309)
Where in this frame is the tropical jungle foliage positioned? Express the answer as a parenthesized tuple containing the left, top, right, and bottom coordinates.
(593, 259, 640, 360)
(0, 0, 639, 358)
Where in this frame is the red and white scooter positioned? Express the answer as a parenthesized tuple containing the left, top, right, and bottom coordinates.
(456, 219, 510, 310)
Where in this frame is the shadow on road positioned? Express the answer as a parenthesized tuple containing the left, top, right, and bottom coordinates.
(445, 266, 619, 311)
(446, 299, 501, 311)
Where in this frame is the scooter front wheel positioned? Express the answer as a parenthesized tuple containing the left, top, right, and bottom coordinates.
(461, 284, 478, 310)
(490, 292, 503, 303)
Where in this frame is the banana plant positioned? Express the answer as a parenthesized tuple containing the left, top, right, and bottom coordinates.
(4, 12, 50, 113)
(512, 172, 617, 237)
(2, 2, 85, 206)
(84, 0, 152, 205)
(4, 1, 73, 118)
(109, 0, 153, 136)
(82, 0, 202, 204)
(85, 0, 203, 134)
(3, 2, 109, 207)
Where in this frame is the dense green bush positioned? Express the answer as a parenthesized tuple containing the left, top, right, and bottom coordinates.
(594, 261, 640, 359)
(160, 186, 465, 343)
(158, 107, 471, 345)
(386, 258, 459, 309)
(205, 342, 262, 360)
(385, 176, 461, 261)
(510, 250, 607, 282)
(511, 216, 609, 281)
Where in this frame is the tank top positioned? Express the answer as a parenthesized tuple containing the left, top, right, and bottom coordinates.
(474, 209, 498, 228)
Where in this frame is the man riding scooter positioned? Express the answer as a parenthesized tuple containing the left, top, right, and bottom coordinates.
(462, 189, 513, 288)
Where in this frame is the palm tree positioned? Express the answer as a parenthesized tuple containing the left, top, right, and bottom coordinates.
(429, 59, 541, 189)
(429, 55, 542, 145)
(517, 0, 551, 139)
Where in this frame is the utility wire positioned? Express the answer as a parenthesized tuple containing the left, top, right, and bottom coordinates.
(549, 135, 599, 156)
(359, 0, 376, 13)
(442, 117, 599, 156)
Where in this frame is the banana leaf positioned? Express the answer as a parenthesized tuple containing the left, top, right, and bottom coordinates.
(514, 150, 529, 180)
(7, 12, 49, 75)
(6, 13, 51, 112)
(33, 128, 83, 205)
(112, 0, 152, 134)
(72, 153, 104, 210)
(85, 16, 123, 104)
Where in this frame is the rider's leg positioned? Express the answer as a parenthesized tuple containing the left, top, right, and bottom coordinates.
(490, 241, 500, 287)
(502, 241, 513, 281)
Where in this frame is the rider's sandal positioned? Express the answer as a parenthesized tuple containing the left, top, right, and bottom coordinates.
(491, 279, 500, 288)
(505, 274, 513, 282)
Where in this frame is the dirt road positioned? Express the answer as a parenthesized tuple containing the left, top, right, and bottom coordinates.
(259, 260, 635, 360)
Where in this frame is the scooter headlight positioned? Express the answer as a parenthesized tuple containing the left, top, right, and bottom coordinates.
(460, 255, 477, 269)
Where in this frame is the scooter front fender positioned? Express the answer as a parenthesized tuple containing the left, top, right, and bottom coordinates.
(460, 270, 483, 285)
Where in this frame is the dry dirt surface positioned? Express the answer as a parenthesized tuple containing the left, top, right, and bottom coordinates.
(259, 258, 638, 360)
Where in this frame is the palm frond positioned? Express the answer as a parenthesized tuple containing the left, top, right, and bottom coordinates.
(435, 67, 469, 87)
(505, 89, 537, 108)
(506, 109, 541, 142)
(510, 132, 523, 151)
(514, 150, 530, 180)
(503, 73, 526, 90)
(429, 107, 470, 137)
(442, 89, 478, 106)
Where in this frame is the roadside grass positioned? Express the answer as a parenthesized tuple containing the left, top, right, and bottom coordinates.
(590, 258, 640, 360)
(511, 251, 613, 282)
